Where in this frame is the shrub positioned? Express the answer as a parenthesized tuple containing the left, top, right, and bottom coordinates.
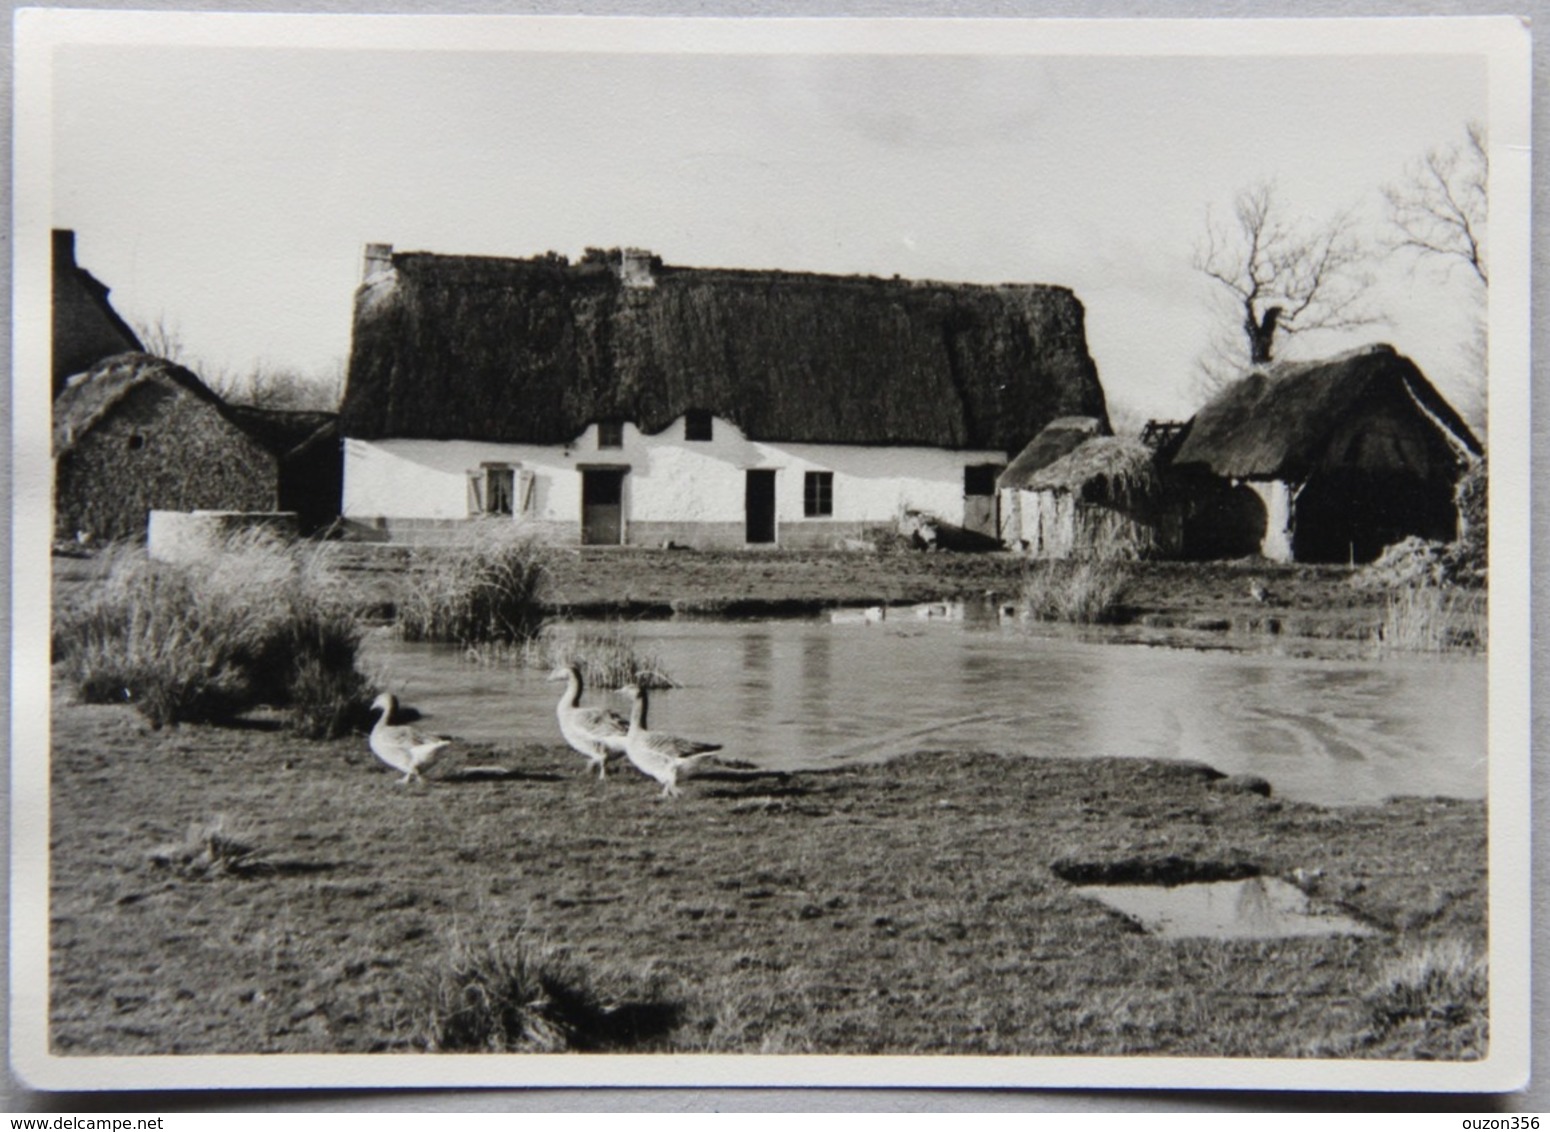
(397, 530, 550, 646)
(1020, 560, 1133, 624)
(1447, 457, 1488, 580)
(52, 530, 372, 734)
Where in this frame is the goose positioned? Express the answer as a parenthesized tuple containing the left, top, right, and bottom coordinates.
(368, 693, 452, 784)
(618, 683, 723, 798)
(549, 663, 630, 779)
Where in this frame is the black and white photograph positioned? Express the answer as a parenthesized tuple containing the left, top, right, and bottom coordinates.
(9, 12, 1533, 1095)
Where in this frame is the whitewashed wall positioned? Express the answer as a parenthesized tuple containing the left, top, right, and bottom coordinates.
(342, 414, 1002, 541)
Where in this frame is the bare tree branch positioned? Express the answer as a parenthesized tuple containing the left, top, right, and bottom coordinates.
(1192, 180, 1381, 365)
(131, 315, 186, 364)
(1383, 121, 1488, 288)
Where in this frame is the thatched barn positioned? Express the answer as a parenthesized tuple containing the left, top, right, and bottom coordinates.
(1167, 345, 1482, 563)
(53, 353, 279, 543)
(339, 245, 1107, 547)
(999, 433, 1179, 559)
(52, 230, 142, 398)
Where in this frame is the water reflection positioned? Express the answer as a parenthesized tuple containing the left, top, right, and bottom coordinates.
(1075, 877, 1376, 940)
(360, 618, 1485, 808)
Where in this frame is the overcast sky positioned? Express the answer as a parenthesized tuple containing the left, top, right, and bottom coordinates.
(45, 19, 1493, 421)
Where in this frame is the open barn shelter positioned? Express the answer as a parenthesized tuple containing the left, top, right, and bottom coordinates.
(1166, 345, 1482, 564)
(338, 245, 1108, 548)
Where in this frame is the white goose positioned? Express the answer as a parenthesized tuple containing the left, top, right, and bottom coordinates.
(619, 683, 723, 798)
(549, 663, 630, 779)
(368, 693, 452, 784)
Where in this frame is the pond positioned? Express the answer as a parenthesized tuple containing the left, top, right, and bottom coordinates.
(360, 615, 1486, 808)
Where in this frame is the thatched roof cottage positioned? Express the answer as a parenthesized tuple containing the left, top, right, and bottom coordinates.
(999, 425, 1179, 559)
(1167, 345, 1482, 563)
(54, 353, 280, 543)
(52, 230, 142, 399)
(339, 245, 1107, 547)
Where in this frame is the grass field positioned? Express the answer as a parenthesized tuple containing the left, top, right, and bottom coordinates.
(49, 687, 1486, 1059)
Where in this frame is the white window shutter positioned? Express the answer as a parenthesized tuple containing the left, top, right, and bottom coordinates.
(467, 469, 484, 515)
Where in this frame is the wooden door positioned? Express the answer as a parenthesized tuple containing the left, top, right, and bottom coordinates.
(581, 468, 625, 545)
(745, 469, 776, 544)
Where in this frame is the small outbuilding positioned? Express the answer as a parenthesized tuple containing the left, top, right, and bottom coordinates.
(999, 432, 1179, 559)
(1166, 345, 1482, 563)
(53, 353, 280, 543)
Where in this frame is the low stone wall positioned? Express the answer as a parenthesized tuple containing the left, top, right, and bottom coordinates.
(147, 510, 299, 563)
(341, 516, 892, 550)
(343, 517, 579, 546)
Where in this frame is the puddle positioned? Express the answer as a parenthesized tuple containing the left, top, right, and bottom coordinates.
(1074, 876, 1376, 940)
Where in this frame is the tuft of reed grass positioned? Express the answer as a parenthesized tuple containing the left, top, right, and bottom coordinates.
(524, 623, 676, 690)
(408, 929, 676, 1053)
(1377, 585, 1487, 653)
(396, 529, 550, 646)
(148, 816, 267, 880)
(52, 530, 373, 735)
(1019, 560, 1133, 624)
(1366, 937, 1487, 1054)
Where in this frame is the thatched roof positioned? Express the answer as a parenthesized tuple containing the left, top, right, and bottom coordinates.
(1170, 344, 1482, 481)
(1019, 436, 1165, 510)
(53, 353, 229, 456)
(340, 248, 1107, 454)
(222, 405, 338, 459)
(997, 416, 1109, 490)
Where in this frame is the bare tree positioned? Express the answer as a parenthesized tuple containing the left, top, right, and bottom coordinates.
(222, 360, 346, 412)
(1385, 123, 1489, 441)
(131, 315, 186, 363)
(1193, 181, 1381, 367)
(1384, 121, 1488, 287)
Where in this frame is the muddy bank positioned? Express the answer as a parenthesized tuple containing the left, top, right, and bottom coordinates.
(49, 693, 1486, 1060)
(54, 546, 1477, 648)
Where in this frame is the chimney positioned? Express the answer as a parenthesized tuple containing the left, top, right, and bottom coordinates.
(363, 243, 394, 284)
(53, 229, 77, 269)
(616, 247, 657, 289)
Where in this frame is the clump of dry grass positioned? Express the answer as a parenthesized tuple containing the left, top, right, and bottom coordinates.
(148, 816, 267, 880)
(524, 623, 676, 689)
(1365, 937, 1487, 1057)
(408, 929, 678, 1053)
(52, 531, 373, 734)
(1377, 585, 1487, 653)
(1020, 560, 1133, 624)
(397, 529, 550, 646)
